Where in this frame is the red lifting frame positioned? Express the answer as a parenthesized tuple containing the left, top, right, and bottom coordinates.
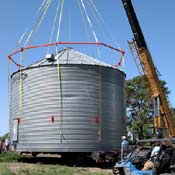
(8, 41, 125, 68)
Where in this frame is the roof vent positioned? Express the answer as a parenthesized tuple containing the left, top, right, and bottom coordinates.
(46, 54, 55, 62)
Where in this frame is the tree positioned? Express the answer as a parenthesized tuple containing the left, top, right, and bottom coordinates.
(0, 132, 9, 141)
(125, 75, 170, 141)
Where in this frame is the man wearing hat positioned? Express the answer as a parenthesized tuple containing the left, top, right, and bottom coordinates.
(121, 136, 129, 160)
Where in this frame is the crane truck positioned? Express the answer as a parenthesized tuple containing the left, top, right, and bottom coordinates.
(113, 1, 175, 174)
(122, 0, 175, 137)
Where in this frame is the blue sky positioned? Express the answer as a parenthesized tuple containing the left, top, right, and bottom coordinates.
(0, 0, 175, 136)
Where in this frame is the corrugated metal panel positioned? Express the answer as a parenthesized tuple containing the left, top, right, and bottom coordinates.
(10, 51, 126, 153)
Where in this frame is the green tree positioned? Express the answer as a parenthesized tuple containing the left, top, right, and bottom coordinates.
(0, 133, 9, 141)
(125, 75, 170, 141)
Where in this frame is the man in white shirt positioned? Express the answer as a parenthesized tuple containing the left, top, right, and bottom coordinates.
(142, 141, 161, 170)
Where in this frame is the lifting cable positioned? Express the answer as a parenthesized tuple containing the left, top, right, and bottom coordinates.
(86, 1, 112, 60)
(80, 0, 100, 56)
(29, 0, 52, 45)
(24, 0, 52, 47)
(14, 0, 48, 50)
(80, 0, 99, 45)
(55, 0, 65, 143)
(84, 0, 102, 59)
(87, 0, 125, 70)
(80, 0, 101, 62)
(80, 0, 101, 57)
(36, 0, 48, 17)
(19, 0, 52, 63)
(15, 29, 28, 51)
(47, 0, 61, 54)
(90, 0, 121, 49)
(77, 0, 90, 41)
(56, 0, 64, 53)
(68, 8, 72, 42)
(86, 0, 105, 41)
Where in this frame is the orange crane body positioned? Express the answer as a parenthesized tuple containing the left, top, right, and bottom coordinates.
(122, 0, 175, 137)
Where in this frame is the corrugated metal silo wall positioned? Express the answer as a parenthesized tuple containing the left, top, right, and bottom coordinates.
(10, 64, 126, 152)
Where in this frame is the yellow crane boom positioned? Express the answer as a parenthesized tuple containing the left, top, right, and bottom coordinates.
(121, 0, 175, 137)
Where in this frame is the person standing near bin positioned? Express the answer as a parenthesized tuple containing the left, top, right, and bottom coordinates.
(5, 138, 9, 151)
(121, 136, 129, 159)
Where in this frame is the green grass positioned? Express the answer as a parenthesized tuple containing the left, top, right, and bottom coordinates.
(0, 152, 21, 162)
(0, 163, 112, 175)
(0, 153, 111, 175)
(0, 163, 16, 175)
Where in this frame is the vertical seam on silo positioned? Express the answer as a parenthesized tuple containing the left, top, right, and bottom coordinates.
(19, 51, 23, 141)
(55, 0, 64, 143)
(8, 58, 11, 141)
(56, 56, 63, 143)
(98, 65, 102, 141)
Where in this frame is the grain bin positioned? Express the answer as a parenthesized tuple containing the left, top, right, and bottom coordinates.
(10, 48, 126, 153)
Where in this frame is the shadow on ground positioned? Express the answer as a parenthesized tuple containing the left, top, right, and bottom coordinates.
(19, 154, 115, 169)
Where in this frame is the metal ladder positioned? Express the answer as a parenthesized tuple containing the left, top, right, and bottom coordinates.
(128, 39, 145, 75)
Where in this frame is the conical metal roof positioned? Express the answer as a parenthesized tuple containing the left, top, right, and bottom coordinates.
(29, 47, 113, 68)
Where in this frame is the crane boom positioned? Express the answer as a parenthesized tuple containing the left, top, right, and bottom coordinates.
(121, 0, 175, 137)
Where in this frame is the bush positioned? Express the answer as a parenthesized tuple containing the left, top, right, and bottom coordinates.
(0, 152, 21, 162)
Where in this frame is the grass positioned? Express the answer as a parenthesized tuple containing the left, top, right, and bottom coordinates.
(0, 153, 112, 175)
(0, 152, 21, 162)
(0, 163, 112, 175)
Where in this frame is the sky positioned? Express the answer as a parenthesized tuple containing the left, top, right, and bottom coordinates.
(0, 0, 175, 136)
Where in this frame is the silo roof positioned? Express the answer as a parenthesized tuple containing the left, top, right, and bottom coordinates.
(28, 48, 114, 68)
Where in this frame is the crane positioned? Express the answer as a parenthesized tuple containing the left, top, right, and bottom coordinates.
(121, 0, 175, 137)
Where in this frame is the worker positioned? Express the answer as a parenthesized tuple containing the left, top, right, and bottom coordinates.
(161, 139, 174, 162)
(121, 136, 129, 160)
(5, 138, 9, 151)
(156, 128, 162, 138)
(0, 140, 1, 154)
(142, 141, 161, 170)
(1, 140, 6, 152)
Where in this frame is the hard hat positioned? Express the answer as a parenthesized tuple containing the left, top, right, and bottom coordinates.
(122, 136, 126, 140)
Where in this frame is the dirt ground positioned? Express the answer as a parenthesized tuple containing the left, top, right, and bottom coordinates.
(8, 163, 112, 172)
(0, 162, 112, 175)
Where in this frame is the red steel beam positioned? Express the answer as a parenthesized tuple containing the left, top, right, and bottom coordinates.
(8, 41, 125, 67)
